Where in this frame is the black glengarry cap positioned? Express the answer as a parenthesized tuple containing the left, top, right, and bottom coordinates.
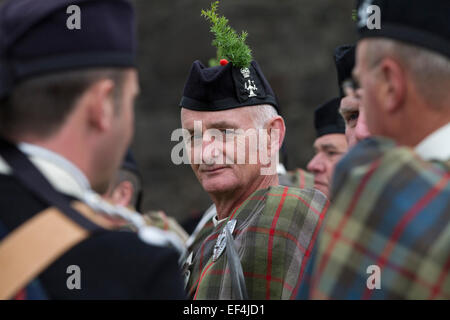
(334, 45, 355, 98)
(314, 97, 345, 138)
(0, 0, 136, 99)
(180, 60, 279, 113)
(356, 0, 450, 58)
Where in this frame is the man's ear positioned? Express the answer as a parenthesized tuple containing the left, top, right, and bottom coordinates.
(86, 79, 115, 132)
(111, 180, 134, 208)
(379, 58, 407, 114)
(266, 116, 286, 156)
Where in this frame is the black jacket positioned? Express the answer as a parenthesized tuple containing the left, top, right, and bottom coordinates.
(0, 174, 186, 299)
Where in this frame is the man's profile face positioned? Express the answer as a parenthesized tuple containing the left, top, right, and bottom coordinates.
(339, 93, 371, 148)
(307, 133, 348, 197)
(181, 107, 266, 196)
(98, 69, 139, 193)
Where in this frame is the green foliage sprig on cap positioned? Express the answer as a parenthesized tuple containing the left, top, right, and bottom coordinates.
(201, 1, 253, 68)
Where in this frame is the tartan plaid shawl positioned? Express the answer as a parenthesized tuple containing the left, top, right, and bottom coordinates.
(184, 185, 329, 300)
(279, 169, 315, 189)
(307, 137, 450, 299)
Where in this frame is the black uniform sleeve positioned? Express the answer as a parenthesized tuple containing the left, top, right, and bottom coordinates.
(39, 230, 187, 300)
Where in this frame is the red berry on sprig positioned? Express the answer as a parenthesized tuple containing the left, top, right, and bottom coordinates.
(220, 59, 229, 66)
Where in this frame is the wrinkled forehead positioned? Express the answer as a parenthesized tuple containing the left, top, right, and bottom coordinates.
(180, 107, 254, 130)
(339, 94, 360, 114)
(314, 133, 348, 149)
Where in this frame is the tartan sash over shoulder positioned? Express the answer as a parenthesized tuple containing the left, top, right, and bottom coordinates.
(279, 168, 314, 189)
(185, 185, 329, 300)
(308, 137, 450, 299)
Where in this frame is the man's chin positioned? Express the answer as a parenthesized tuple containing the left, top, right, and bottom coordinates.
(200, 175, 239, 195)
(202, 182, 236, 195)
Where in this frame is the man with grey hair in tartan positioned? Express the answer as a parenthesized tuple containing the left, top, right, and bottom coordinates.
(179, 3, 328, 300)
(307, 0, 450, 299)
(180, 61, 328, 299)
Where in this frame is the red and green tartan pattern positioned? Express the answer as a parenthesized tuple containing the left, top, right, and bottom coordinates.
(185, 185, 329, 299)
(186, 218, 216, 260)
(279, 168, 314, 189)
(308, 137, 450, 299)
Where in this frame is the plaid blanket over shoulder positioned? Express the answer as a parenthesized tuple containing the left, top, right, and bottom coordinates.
(307, 137, 450, 299)
(279, 168, 314, 189)
(184, 185, 329, 300)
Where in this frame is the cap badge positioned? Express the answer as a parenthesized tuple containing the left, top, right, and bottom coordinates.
(240, 68, 258, 98)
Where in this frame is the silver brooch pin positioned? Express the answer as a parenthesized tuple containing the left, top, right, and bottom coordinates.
(212, 219, 237, 262)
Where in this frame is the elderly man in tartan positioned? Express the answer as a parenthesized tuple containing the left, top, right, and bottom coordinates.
(305, 0, 450, 299)
(179, 2, 328, 300)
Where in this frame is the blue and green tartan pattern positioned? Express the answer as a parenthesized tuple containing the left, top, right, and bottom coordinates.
(305, 137, 450, 299)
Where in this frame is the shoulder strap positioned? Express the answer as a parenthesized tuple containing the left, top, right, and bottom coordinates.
(0, 138, 103, 232)
(0, 139, 111, 299)
(0, 200, 122, 300)
(0, 207, 89, 299)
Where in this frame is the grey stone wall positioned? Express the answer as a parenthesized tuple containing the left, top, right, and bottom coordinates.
(132, 0, 356, 222)
(0, 0, 357, 223)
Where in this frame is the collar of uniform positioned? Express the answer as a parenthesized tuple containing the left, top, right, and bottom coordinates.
(0, 142, 90, 200)
(415, 123, 450, 161)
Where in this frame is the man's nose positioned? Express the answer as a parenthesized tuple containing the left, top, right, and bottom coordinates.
(307, 154, 325, 173)
(355, 107, 371, 143)
(201, 134, 221, 165)
(355, 117, 371, 143)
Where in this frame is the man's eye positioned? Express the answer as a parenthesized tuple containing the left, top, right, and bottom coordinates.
(220, 129, 236, 136)
(327, 151, 340, 157)
(346, 112, 359, 126)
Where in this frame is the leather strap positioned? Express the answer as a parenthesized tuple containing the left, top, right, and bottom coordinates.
(0, 138, 103, 232)
(0, 207, 89, 299)
(0, 139, 114, 299)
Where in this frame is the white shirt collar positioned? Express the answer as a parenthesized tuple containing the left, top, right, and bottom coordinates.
(415, 123, 450, 161)
(277, 163, 287, 175)
(0, 142, 90, 200)
(212, 214, 228, 227)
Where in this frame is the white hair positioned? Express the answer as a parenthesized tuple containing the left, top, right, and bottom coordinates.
(365, 38, 450, 108)
(248, 104, 279, 128)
